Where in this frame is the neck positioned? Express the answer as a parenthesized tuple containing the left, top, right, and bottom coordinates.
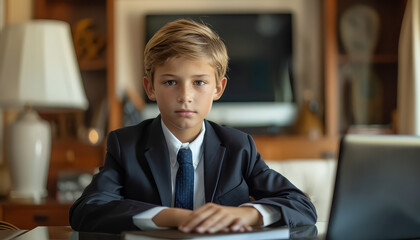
(170, 126, 201, 143)
(162, 120, 203, 143)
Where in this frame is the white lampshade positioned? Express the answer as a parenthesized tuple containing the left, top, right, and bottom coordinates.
(0, 20, 88, 201)
(0, 20, 88, 109)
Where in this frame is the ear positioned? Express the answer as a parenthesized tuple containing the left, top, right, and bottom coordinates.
(143, 77, 156, 101)
(213, 77, 227, 101)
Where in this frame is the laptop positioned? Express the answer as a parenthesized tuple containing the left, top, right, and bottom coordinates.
(325, 135, 420, 240)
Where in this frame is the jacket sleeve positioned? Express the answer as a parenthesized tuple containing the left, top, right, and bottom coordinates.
(69, 131, 159, 233)
(245, 135, 318, 227)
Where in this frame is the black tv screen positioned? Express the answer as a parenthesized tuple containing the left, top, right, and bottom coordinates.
(144, 13, 294, 103)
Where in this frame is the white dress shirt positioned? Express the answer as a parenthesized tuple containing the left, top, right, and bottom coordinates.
(133, 120, 280, 230)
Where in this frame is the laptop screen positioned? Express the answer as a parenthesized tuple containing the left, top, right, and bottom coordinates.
(327, 135, 420, 240)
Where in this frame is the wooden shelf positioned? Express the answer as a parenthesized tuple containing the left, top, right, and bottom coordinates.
(338, 54, 398, 64)
(253, 136, 339, 161)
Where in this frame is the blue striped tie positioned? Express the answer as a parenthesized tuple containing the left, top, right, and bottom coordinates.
(174, 148, 194, 210)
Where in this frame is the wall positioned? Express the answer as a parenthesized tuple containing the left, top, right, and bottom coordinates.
(0, 1, 3, 166)
(114, 0, 322, 109)
(4, 0, 33, 24)
(0, 0, 33, 196)
(0, 0, 4, 29)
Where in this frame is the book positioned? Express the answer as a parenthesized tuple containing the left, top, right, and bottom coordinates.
(123, 226, 289, 240)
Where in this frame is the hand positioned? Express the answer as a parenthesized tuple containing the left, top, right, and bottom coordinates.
(178, 203, 262, 234)
(152, 208, 193, 227)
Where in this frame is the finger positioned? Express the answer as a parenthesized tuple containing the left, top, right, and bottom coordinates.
(198, 212, 235, 233)
(182, 204, 228, 233)
(229, 218, 244, 232)
(189, 203, 216, 216)
(229, 219, 252, 232)
(179, 206, 219, 232)
(243, 225, 253, 232)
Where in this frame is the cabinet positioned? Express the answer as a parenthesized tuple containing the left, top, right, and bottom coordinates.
(33, 0, 118, 192)
(35, 0, 120, 132)
(325, 0, 406, 135)
(0, 198, 72, 229)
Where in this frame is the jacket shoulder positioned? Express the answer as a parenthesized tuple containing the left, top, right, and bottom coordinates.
(206, 120, 251, 146)
(109, 118, 155, 141)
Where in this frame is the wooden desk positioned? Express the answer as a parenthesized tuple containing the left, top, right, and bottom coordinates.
(10, 223, 328, 240)
(0, 230, 27, 240)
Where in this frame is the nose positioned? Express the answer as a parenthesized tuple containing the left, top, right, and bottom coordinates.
(177, 84, 192, 103)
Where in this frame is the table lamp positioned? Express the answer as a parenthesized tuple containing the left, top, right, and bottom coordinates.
(0, 20, 88, 201)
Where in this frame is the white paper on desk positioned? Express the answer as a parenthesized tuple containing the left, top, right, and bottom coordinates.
(123, 226, 289, 240)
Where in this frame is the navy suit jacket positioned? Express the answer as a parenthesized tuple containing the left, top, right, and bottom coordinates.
(69, 116, 317, 233)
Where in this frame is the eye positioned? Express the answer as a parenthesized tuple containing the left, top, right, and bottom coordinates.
(164, 80, 176, 86)
(194, 80, 206, 86)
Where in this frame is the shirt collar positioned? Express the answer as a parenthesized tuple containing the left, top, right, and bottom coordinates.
(161, 120, 205, 168)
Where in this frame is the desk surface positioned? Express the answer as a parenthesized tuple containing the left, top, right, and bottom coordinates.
(0, 230, 27, 240)
(10, 222, 328, 240)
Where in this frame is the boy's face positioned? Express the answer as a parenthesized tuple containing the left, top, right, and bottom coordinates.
(144, 57, 226, 142)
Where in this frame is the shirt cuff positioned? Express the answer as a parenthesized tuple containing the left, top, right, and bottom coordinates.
(240, 203, 281, 227)
(132, 206, 169, 230)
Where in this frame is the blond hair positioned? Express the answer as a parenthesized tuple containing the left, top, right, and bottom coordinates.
(144, 19, 228, 85)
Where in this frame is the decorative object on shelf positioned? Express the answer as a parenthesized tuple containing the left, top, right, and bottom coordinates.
(56, 170, 93, 203)
(0, 20, 88, 202)
(72, 18, 106, 61)
(339, 4, 383, 127)
(340, 4, 380, 56)
(77, 98, 107, 145)
(293, 90, 323, 139)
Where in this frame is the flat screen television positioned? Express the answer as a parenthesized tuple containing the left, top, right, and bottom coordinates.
(142, 13, 297, 129)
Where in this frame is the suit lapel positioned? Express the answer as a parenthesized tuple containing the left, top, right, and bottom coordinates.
(203, 120, 226, 203)
(143, 117, 172, 207)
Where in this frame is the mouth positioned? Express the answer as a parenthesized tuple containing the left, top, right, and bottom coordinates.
(175, 109, 196, 117)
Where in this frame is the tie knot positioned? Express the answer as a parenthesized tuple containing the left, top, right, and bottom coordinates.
(177, 148, 192, 165)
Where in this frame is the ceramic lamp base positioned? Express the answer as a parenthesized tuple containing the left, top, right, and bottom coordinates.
(7, 108, 51, 202)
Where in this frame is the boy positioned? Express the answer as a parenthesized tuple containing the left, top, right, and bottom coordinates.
(70, 19, 317, 234)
